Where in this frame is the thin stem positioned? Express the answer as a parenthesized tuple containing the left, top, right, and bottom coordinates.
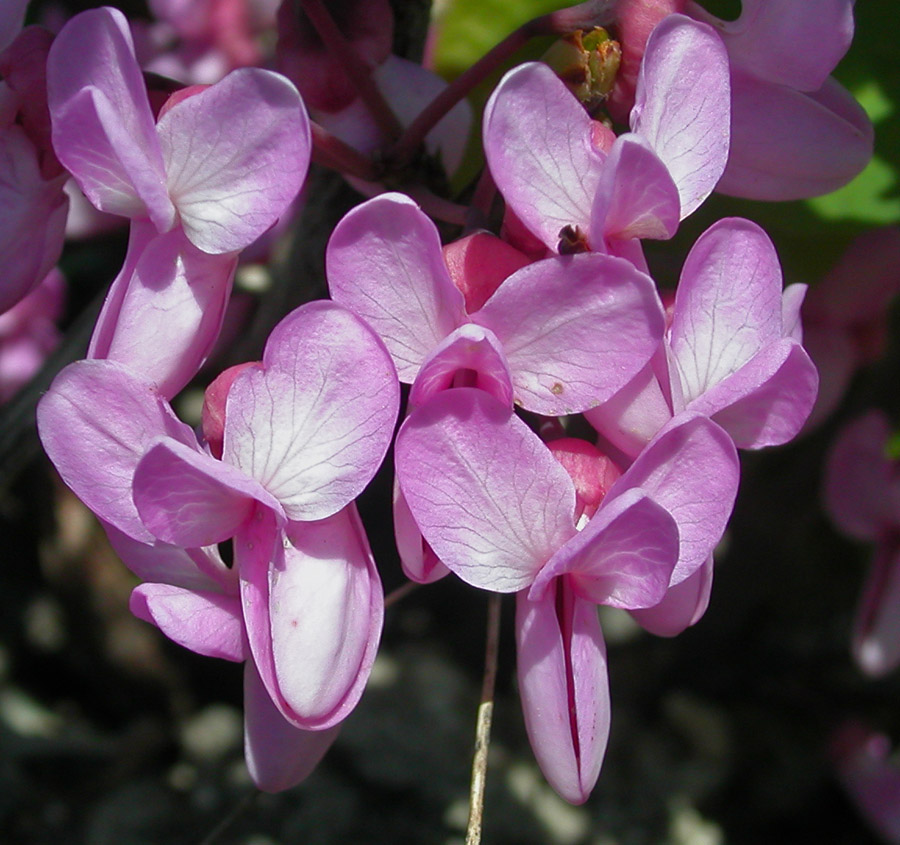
(384, 580, 419, 609)
(310, 121, 380, 180)
(299, 0, 404, 141)
(198, 789, 256, 845)
(466, 593, 502, 845)
(387, 0, 618, 169)
(404, 185, 469, 227)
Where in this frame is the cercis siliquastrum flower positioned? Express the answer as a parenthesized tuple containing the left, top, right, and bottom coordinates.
(47, 6, 311, 397)
(37, 302, 400, 791)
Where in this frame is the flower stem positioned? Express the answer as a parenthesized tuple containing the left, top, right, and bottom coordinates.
(466, 592, 502, 845)
(310, 121, 379, 180)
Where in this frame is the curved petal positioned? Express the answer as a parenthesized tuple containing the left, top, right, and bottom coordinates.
(483, 62, 604, 250)
(669, 217, 785, 404)
(631, 15, 730, 218)
(268, 506, 383, 729)
(395, 388, 577, 593)
(716, 72, 873, 201)
(36, 359, 196, 542)
(608, 413, 738, 585)
(409, 324, 514, 410)
(225, 301, 399, 522)
(590, 133, 681, 243)
(326, 193, 466, 382)
(630, 553, 714, 636)
(158, 68, 310, 254)
(516, 584, 610, 805)
(130, 583, 246, 662)
(47, 8, 173, 228)
(393, 476, 450, 584)
(532, 488, 678, 610)
(473, 252, 665, 415)
(243, 661, 340, 793)
(89, 225, 237, 399)
(134, 438, 284, 547)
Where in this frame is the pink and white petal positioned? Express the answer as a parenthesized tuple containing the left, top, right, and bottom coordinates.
(696, 340, 819, 449)
(669, 217, 785, 404)
(158, 68, 310, 254)
(47, 8, 173, 227)
(395, 388, 576, 593)
(516, 584, 610, 805)
(631, 15, 730, 218)
(474, 252, 665, 415)
(130, 583, 246, 662)
(609, 413, 739, 584)
(409, 324, 514, 410)
(483, 62, 604, 251)
(393, 476, 450, 584)
(268, 506, 383, 729)
(90, 226, 237, 399)
(716, 73, 873, 201)
(532, 488, 678, 610)
(133, 438, 284, 548)
(36, 359, 196, 542)
(687, 0, 854, 92)
(104, 521, 232, 592)
(782, 284, 807, 342)
(243, 661, 340, 793)
(590, 134, 681, 244)
(326, 193, 466, 381)
(224, 301, 399, 521)
(824, 411, 900, 542)
(853, 539, 900, 678)
(630, 553, 713, 636)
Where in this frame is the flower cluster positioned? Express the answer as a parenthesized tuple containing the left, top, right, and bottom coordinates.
(3, 0, 877, 813)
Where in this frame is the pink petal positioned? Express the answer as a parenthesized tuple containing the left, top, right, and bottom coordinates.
(716, 72, 873, 201)
(88, 224, 237, 399)
(0, 0, 28, 52)
(157, 68, 310, 254)
(268, 506, 383, 729)
(243, 661, 340, 793)
(395, 388, 576, 593)
(409, 324, 514, 410)
(630, 553, 713, 636)
(608, 413, 738, 585)
(483, 62, 605, 251)
(669, 217, 786, 404)
(590, 134, 681, 243)
(631, 15, 730, 218)
(532, 488, 679, 610)
(133, 438, 284, 547)
(393, 476, 449, 584)
(326, 193, 466, 382)
(516, 583, 610, 805)
(130, 583, 246, 662)
(36, 359, 196, 543)
(47, 8, 174, 228)
(688, 0, 854, 92)
(473, 252, 665, 415)
(224, 301, 399, 522)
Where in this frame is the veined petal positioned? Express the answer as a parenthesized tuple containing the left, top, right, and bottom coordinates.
(395, 388, 576, 593)
(36, 359, 196, 543)
(243, 662, 340, 793)
(484, 62, 604, 251)
(670, 217, 785, 404)
(326, 193, 466, 382)
(631, 14, 730, 218)
(531, 488, 678, 610)
(134, 438, 284, 547)
(590, 134, 681, 243)
(224, 301, 399, 522)
(608, 413, 738, 584)
(158, 68, 310, 254)
(516, 584, 610, 805)
(47, 8, 173, 228)
(393, 475, 450, 584)
(268, 506, 383, 729)
(130, 583, 246, 662)
(473, 252, 665, 415)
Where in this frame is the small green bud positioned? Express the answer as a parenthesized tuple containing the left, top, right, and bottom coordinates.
(541, 28, 622, 112)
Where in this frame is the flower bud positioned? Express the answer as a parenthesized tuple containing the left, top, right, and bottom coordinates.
(541, 27, 621, 112)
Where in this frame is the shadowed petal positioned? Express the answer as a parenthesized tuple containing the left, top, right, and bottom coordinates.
(631, 553, 714, 636)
